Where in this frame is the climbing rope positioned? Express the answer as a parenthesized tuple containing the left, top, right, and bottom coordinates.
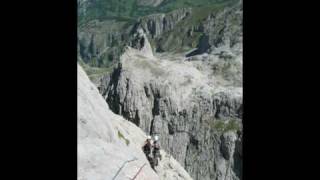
(112, 157, 138, 180)
(131, 163, 146, 180)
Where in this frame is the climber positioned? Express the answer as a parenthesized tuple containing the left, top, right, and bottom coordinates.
(142, 135, 155, 169)
(142, 136, 152, 155)
(152, 135, 161, 167)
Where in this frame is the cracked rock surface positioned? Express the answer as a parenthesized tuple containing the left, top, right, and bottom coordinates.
(78, 64, 193, 180)
(98, 26, 242, 180)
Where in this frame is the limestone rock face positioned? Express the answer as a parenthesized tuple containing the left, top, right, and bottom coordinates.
(98, 34, 242, 179)
(78, 0, 90, 17)
(78, 64, 193, 180)
(78, 1, 242, 179)
(202, 1, 243, 56)
(129, 28, 154, 58)
(138, 8, 192, 38)
(78, 20, 131, 67)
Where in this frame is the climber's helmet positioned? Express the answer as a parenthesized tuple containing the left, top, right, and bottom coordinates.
(147, 135, 152, 140)
(154, 135, 159, 141)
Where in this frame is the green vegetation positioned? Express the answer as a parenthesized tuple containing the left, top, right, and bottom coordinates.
(156, 0, 235, 14)
(158, 29, 203, 53)
(79, 0, 137, 25)
(154, 0, 236, 53)
(211, 118, 241, 132)
(117, 130, 130, 146)
(79, 59, 115, 81)
(78, 0, 237, 25)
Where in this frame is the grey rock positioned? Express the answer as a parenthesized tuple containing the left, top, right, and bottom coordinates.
(220, 132, 237, 160)
(78, 20, 133, 67)
(138, 8, 192, 38)
(99, 38, 242, 180)
(189, 2, 243, 57)
(78, 64, 194, 180)
(78, 2, 243, 179)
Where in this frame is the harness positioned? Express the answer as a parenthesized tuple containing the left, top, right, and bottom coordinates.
(153, 142, 160, 156)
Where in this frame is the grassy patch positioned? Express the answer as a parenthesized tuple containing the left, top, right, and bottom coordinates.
(211, 118, 241, 132)
(79, 61, 115, 82)
(157, 0, 236, 14)
(78, 0, 238, 26)
(78, 0, 137, 25)
(82, 65, 113, 76)
(118, 130, 130, 146)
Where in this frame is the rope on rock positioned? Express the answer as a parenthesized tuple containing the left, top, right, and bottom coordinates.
(131, 163, 146, 180)
(112, 157, 138, 180)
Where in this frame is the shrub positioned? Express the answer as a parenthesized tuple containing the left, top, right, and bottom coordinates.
(117, 130, 130, 146)
(211, 118, 241, 132)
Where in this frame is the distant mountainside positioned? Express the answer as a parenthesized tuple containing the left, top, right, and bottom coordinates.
(78, 0, 235, 25)
(78, 0, 241, 82)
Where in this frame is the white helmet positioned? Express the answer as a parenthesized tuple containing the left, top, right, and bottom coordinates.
(154, 135, 159, 141)
(147, 135, 152, 140)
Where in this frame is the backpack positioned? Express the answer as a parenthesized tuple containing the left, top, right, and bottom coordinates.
(143, 142, 151, 155)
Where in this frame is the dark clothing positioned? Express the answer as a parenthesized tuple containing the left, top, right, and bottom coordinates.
(142, 140, 161, 170)
(143, 141, 155, 169)
(153, 142, 160, 156)
(148, 156, 155, 169)
(152, 141, 161, 166)
(143, 142, 152, 156)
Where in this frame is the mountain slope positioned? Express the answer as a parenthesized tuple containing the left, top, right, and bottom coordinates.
(78, 64, 193, 180)
(97, 26, 242, 180)
(78, 0, 235, 25)
(78, 0, 242, 77)
(78, 1, 242, 179)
